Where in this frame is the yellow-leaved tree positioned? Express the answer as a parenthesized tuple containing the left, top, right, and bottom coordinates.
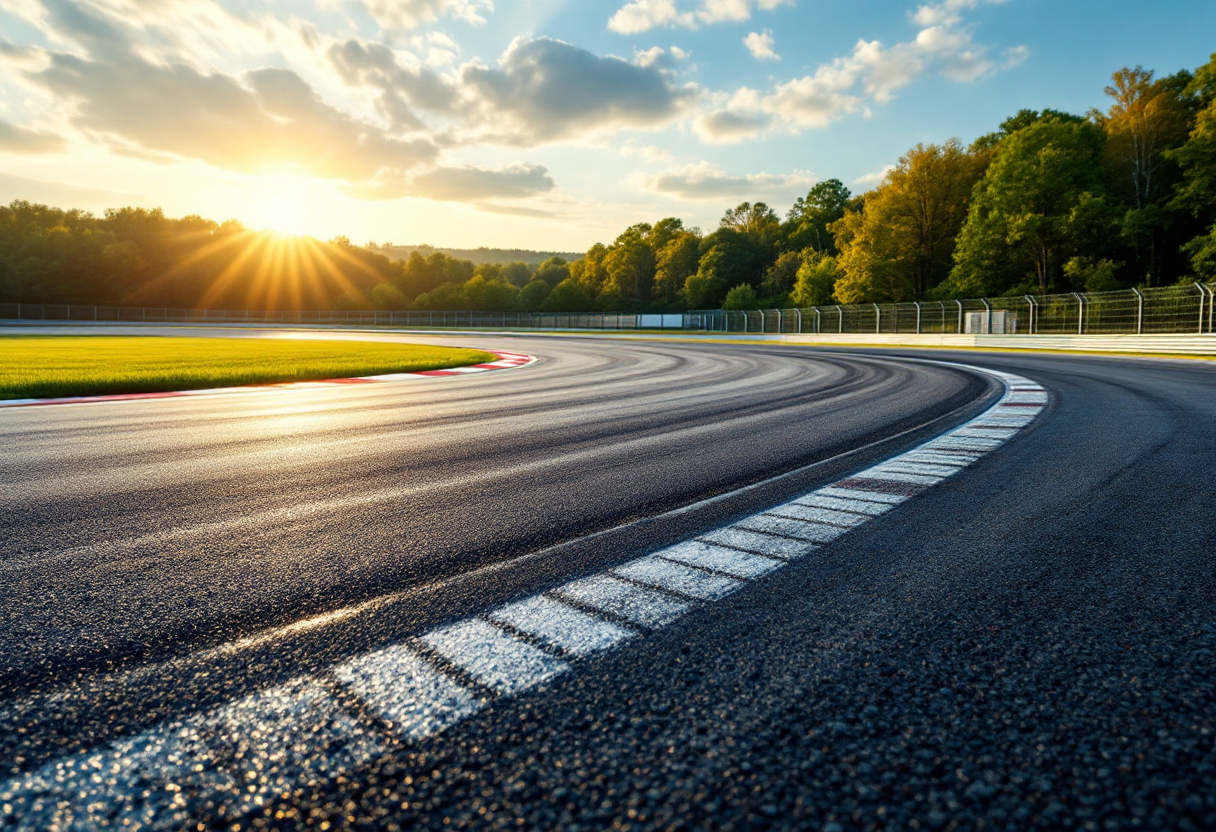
(831, 140, 987, 303)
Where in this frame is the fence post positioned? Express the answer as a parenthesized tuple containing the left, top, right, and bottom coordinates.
(1197, 283, 1208, 335)
(872, 303, 880, 334)
(913, 301, 920, 334)
(1074, 293, 1085, 334)
(955, 300, 963, 333)
(1023, 295, 1036, 335)
(796, 308, 802, 334)
(836, 305, 843, 333)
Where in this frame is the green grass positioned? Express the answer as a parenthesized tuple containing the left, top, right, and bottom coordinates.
(0, 336, 498, 400)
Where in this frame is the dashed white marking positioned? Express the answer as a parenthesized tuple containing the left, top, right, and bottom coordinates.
(764, 502, 869, 527)
(555, 575, 689, 627)
(698, 527, 820, 558)
(422, 619, 568, 695)
(896, 453, 972, 468)
(953, 428, 1018, 440)
(876, 461, 962, 477)
(793, 493, 894, 515)
(737, 514, 849, 542)
(613, 555, 743, 600)
(489, 595, 634, 656)
(335, 644, 483, 740)
(818, 486, 909, 505)
(207, 678, 384, 815)
(661, 540, 788, 577)
(854, 468, 943, 485)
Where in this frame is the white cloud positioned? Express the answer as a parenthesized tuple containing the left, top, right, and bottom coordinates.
(693, 108, 769, 143)
(0, 119, 67, 153)
(744, 30, 778, 61)
(695, 0, 1025, 141)
(361, 0, 493, 35)
(457, 36, 699, 146)
(636, 160, 813, 200)
(853, 165, 894, 187)
(1002, 44, 1030, 68)
(607, 0, 792, 34)
(408, 163, 554, 200)
(608, 0, 694, 34)
(620, 138, 674, 161)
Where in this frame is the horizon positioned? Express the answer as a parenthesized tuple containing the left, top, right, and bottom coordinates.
(1, 0, 1213, 250)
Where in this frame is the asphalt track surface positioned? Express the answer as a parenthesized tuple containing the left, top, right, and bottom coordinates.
(1, 330, 1214, 830)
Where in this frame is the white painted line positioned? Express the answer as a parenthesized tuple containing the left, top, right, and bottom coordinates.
(938, 433, 1003, 445)
(422, 618, 569, 696)
(613, 555, 743, 600)
(488, 595, 634, 656)
(793, 493, 894, 515)
(555, 575, 690, 627)
(735, 514, 848, 543)
(927, 439, 1001, 452)
(953, 428, 1017, 439)
(764, 502, 869, 527)
(879, 461, 963, 477)
(818, 486, 909, 505)
(661, 539, 788, 577)
(0, 722, 230, 831)
(205, 677, 385, 815)
(896, 453, 973, 467)
(335, 644, 483, 741)
(698, 527, 821, 559)
(853, 468, 943, 485)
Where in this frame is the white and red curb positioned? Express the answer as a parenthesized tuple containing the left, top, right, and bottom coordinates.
(0, 350, 536, 408)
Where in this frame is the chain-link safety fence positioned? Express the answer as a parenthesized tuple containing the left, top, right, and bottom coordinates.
(2, 283, 1214, 335)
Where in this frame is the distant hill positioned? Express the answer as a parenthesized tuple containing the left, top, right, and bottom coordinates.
(371, 244, 583, 267)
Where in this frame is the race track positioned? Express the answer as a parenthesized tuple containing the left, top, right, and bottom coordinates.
(1, 331, 1213, 830)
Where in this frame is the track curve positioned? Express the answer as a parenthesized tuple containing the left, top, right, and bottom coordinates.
(2, 331, 1213, 831)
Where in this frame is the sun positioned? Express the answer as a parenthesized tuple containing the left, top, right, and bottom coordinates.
(247, 179, 313, 237)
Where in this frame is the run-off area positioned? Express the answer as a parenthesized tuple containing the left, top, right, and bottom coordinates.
(0, 367, 1047, 831)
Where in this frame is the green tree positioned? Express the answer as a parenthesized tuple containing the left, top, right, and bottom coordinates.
(1170, 53, 1216, 277)
(541, 277, 594, 312)
(949, 118, 1111, 295)
(601, 225, 656, 306)
(371, 282, 408, 309)
(532, 257, 569, 287)
(501, 261, 533, 287)
(576, 243, 610, 298)
(653, 230, 701, 306)
(1063, 257, 1125, 292)
(722, 283, 760, 310)
(516, 278, 552, 310)
(833, 140, 986, 302)
(1094, 66, 1193, 284)
(646, 217, 687, 253)
(720, 202, 780, 249)
(760, 250, 805, 299)
(790, 252, 841, 307)
(783, 180, 851, 253)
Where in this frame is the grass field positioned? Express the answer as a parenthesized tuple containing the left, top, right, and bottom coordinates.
(0, 336, 498, 400)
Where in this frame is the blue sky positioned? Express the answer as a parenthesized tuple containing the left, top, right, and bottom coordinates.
(0, 0, 1212, 250)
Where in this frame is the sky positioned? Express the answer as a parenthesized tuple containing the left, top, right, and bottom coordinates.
(0, 0, 1213, 251)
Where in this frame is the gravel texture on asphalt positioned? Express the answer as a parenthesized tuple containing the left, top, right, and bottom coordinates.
(1, 332, 1212, 831)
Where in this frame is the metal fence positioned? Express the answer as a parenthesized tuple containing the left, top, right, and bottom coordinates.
(2, 283, 1213, 335)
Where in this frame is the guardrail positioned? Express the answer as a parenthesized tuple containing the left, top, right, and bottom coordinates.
(0, 305, 696, 331)
(2, 282, 1213, 335)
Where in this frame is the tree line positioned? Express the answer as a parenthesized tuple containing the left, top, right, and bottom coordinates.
(3, 52, 1214, 313)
